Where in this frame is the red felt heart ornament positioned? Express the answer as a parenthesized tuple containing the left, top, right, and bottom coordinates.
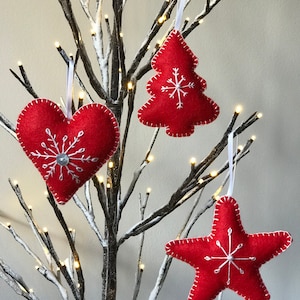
(16, 99, 119, 204)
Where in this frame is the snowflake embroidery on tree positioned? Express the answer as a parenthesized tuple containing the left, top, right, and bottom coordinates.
(204, 227, 256, 285)
(30, 128, 99, 183)
(161, 67, 195, 109)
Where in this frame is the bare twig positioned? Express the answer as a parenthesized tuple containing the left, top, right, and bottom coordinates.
(119, 128, 159, 215)
(55, 43, 94, 103)
(58, 0, 109, 101)
(116, 80, 137, 194)
(47, 191, 85, 299)
(72, 193, 106, 247)
(36, 266, 68, 300)
(9, 63, 39, 98)
(0, 223, 42, 266)
(148, 255, 172, 300)
(182, 0, 223, 38)
(118, 111, 260, 246)
(8, 179, 80, 300)
(0, 112, 17, 139)
(135, 0, 223, 81)
(0, 259, 39, 300)
(126, 0, 177, 80)
(132, 192, 149, 300)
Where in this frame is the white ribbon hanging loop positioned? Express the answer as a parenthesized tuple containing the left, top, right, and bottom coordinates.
(66, 59, 74, 120)
(226, 131, 237, 197)
(175, 0, 186, 31)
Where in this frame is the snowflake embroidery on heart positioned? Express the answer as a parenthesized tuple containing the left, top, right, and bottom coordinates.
(161, 67, 195, 109)
(30, 128, 99, 183)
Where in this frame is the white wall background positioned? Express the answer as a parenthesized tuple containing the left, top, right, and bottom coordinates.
(0, 1, 299, 299)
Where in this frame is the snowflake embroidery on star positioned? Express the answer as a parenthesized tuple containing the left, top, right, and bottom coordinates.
(30, 128, 99, 183)
(161, 67, 195, 109)
(204, 227, 256, 285)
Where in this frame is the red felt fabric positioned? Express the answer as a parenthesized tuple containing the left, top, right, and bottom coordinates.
(16, 99, 119, 204)
(166, 196, 292, 299)
(138, 29, 219, 137)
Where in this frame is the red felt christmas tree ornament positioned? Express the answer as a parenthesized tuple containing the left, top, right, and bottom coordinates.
(16, 98, 119, 204)
(138, 24, 219, 137)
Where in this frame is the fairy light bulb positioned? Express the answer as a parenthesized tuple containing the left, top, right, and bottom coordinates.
(97, 175, 104, 183)
(54, 41, 60, 49)
(210, 170, 218, 178)
(74, 261, 80, 269)
(257, 112, 263, 119)
(146, 187, 152, 194)
(146, 154, 154, 163)
(190, 157, 196, 166)
(235, 105, 243, 114)
(79, 91, 85, 100)
(213, 186, 222, 198)
(90, 27, 96, 36)
(156, 39, 163, 48)
(198, 18, 204, 24)
(139, 263, 145, 271)
(108, 161, 114, 169)
(251, 135, 257, 141)
(127, 81, 133, 91)
(17, 61, 23, 67)
(158, 15, 166, 24)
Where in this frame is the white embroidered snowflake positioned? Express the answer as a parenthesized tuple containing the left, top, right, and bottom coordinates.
(31, 128, 99, 183)
(161, 67, 195, 109)
(204, 228, 256, 285)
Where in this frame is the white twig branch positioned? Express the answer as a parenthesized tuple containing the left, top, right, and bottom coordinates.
(0, 258, 39, 300)
(132, 192, 149, 300)
(80, 0, 111, 92)
(0, 222, 68, 299)
(0, 222, 43, 266)
(0, 112, 17, 140)
(119, 128, 159, 214)
(73, 193, 106, 247)
(36, 266, 68, 300)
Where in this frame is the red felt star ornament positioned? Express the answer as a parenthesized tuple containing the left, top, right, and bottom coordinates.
(138, 29, 219, 137)
(165, 196, 292, 300)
